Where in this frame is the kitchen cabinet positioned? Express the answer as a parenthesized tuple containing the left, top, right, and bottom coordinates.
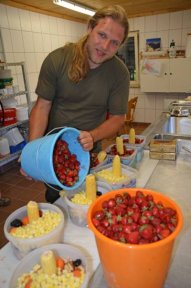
(0, 61, 31, 168)
(140, 57, 191, 92)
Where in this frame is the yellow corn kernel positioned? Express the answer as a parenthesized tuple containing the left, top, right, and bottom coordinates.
(40, 250, 56, 275)
(60, 190, 65, 197)
(112, 155, 121, 177)
(71, 192, 92, 205)
(27, 201, 39, 223)
(116, 137, 124, 155)
(129, 128, 136, 144)
(97, 151, 107, 163)
(85, 174, 96, 202)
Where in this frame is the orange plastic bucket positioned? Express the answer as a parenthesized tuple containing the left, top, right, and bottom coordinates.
(87, 188, 183, 288)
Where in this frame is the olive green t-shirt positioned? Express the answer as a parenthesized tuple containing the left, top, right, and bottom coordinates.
(35, 44, 129, 143)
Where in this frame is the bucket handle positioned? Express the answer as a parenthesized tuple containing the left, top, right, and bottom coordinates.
(45, 126, 66, 136)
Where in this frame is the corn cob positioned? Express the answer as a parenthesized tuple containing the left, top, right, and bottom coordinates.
(40, 250, 57, 275)
(85, 174, 96, 202)
(112, 155, 121, 177)
(116, 137, 124, 155)
(97, 151, 107, 163)
(129, 128, 136, 144)
(27, 201, 39, 223)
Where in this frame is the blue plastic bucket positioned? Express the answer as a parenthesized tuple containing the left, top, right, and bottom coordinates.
(21, 127, 90, 190)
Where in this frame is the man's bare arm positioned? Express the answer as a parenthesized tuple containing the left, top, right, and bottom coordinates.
(29, 97, 52, 141)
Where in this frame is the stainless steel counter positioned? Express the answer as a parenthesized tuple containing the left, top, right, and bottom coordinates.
(142, 112, 170, 147)
(143, 112, 191, 148)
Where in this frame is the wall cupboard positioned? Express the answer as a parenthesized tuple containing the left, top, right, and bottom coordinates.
(140, 57, 191, 93)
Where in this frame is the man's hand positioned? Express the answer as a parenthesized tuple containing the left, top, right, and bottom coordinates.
(78, 131, 94, 151)
(18, 156, 32, 180)
(20, 167, 33, 180)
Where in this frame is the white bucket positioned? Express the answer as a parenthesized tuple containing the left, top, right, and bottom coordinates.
(64, 181, 112, 227)
(4, 127, 24, 146)
(16, 106, 29, 121)
(0, 137, 10, 156)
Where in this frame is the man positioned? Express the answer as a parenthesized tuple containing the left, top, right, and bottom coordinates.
(26, 5, 130, 202)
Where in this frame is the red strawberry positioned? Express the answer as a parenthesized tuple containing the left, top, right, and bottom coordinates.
(127, 231, 140, 244)
(93, 210, 105, 221)
(53, 139, 80, 187)
(159, 228, 171, 239)
(123, 224, 133, 234)
(132, 211, 140, 223)
(91, 190, 178, 245)
(139, 224, 154, 240)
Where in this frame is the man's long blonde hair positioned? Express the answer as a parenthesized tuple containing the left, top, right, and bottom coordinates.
(68, 5, 129, 83)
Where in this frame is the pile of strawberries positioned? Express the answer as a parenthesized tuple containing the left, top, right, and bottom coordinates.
(53, 139, 80, 187)
(90, 153, 100, 168)
(92, 190, 178, 244)
(107, 144, 135, 157)
(123, 137, 144, 144)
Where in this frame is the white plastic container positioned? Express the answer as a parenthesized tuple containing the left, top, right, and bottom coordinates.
(105, 143, 137, 166)
(4, 203, 64, 259)
(121, 134, 146, 163)
(4, 127, 24, 146)
(16, 106, 29, 121)
(63, 181, 112, 227)
(9, 243, 90, 288)
(90, 153, 109, 173)
(93, 163, 137, 190)
(1, 97, 18, 108)
(0, 137, 10, 156)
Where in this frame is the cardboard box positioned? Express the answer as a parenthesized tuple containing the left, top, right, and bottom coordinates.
(149, 151, 176, 161)
(149, 139, 176, 153)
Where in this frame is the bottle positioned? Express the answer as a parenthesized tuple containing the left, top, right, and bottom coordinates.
(130, 69, 134, 81)
(134, 69, 136, 81)
(169, 40, 176, 58)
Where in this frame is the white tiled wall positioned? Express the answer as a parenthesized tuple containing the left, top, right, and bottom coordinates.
(128, 9, 191, 123)
(0, 4, 191, 123)
(0, 4, 86, 104)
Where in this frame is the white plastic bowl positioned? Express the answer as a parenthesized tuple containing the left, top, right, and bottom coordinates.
(64, 181, 112, 227)
(90, 152, 109, 173)
(4, 203, 64, 259)
(105, 143, 137, 166)
(93, 163, 137, 190)
(121, 134, 146, 163)
(9, 243, 91, 288)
